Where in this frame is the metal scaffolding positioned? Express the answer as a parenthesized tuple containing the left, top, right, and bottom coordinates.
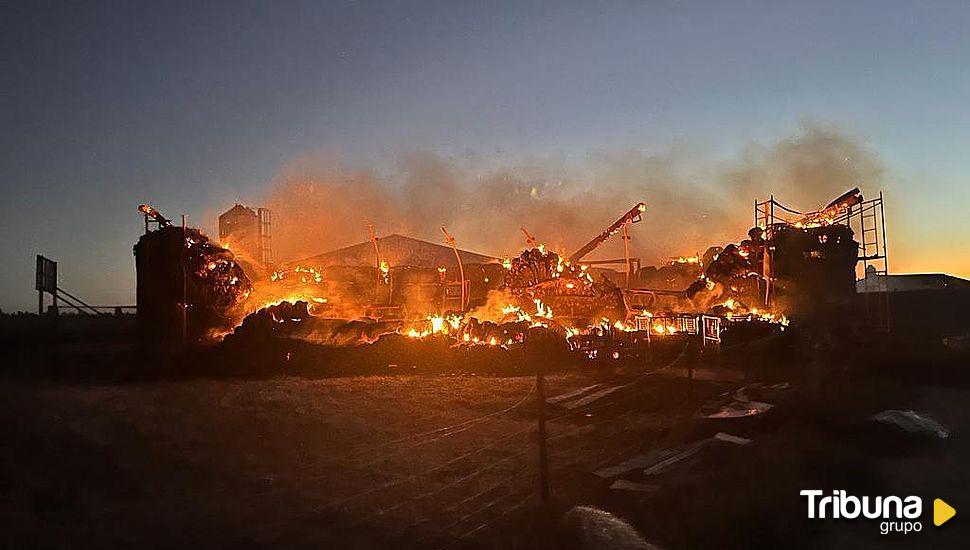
(754, 191, 890, 330)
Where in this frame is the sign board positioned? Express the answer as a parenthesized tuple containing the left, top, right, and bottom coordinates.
(36, 255, 57, 293)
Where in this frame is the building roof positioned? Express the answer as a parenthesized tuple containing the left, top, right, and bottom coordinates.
(219, 203, 258, 221)
(292, 233, 498, 269)
(857, 273, 970, 293)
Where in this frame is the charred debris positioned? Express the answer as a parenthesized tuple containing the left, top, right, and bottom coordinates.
(133, 189, 889, 365)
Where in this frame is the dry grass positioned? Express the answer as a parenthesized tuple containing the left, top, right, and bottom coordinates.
(2, 372, 696, 548)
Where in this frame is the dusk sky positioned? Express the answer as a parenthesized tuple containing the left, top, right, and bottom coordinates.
(2, 0, 969, 312)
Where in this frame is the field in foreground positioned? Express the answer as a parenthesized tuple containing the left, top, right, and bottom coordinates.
(2, 371, 704, 548)
(1, 360, 968, 549)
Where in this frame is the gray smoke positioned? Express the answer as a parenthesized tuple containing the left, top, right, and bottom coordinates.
(263, 122, 885, 265)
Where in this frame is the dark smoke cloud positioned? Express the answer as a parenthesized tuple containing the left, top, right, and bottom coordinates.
(723, 121, 885, 211)
(264, 122, 885, 266)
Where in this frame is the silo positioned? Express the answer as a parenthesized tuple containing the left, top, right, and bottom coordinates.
(218, 204, 272, 264)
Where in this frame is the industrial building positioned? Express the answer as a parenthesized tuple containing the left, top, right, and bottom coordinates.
(857, 272, 970, 340)
(295, 233, 496, 268)
(218, 204, 273, 264)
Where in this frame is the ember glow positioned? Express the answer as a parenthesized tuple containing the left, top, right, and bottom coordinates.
(185, 189, 839, 353)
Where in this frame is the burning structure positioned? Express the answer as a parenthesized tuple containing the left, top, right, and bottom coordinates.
(134, 188, 887, 357)
(249, 233, 505, 322)
(218, 204, 272, 265)
(134, 205, 252, 345)
(627, 188, 877, 322)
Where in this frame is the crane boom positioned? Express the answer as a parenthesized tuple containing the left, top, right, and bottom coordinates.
(568, 202, 646, 264)
(519, 227, 539, 248)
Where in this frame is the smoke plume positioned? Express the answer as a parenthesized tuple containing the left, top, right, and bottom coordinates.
(264, 122, 885, 266)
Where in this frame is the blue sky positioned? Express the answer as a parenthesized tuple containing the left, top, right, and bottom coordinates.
(2, 1, 969, 311)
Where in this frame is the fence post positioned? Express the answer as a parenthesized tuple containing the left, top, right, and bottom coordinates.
(687, 361, 695, 411)
(536, 362, 550, 505)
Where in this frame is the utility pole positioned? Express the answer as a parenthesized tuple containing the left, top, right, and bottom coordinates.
(622, 222, 631, 289)
(368, 224, 388, 301)
(181, 214, 188, 346)
(536, 360, 550, 505)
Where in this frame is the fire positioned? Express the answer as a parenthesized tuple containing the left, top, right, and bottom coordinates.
(269, 265, 323, 284)
(533, 298, 553, 320)
(403, 313, 463, 338)
(794, 205, 846, 228)
(613, 320, 636, 332)
(218, 220, 795, 351)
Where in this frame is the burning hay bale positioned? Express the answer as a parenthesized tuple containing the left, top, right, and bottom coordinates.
(225, 300, 400, 346)
(134, 225, 251, 345)
(769, 223, 858, 312)
(636, 256, 704, 292)
(218, 299, 577, 375)
(455, 317, 530, 348)
(685, 227, 766, 308)
(682, 201, 859, 319)
(503, 247, 625, 322)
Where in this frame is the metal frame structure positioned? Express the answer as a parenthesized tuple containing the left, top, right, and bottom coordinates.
(257, 208, 273, 263)
(569, 202, 646, 289)
(35, 254, 135, 315)
(754, 191, 890, 330)
(701, 315, 721, 347)
(439, 226, 467, 311)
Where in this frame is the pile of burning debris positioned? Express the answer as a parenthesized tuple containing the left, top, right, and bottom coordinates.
(503, 247, 626, 323)
(134, 207, 252, 344)
(135, 189, 868, 360)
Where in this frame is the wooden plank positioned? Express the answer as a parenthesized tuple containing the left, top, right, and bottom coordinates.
(609, 479, 660, 493)
(546, 383, 605, 405)
(594, 447, 681, 479)
(562, 384, 628, 410)
(714, 432, 752, 445)
(642, 440, 710, 476)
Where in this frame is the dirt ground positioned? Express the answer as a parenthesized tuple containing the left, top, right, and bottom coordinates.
(0, 367, 718, 548)
(1, 345, 968, 549)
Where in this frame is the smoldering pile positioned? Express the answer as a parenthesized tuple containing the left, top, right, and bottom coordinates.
(225, 300, 399, 346)
(504, 247, 625, 323)
(134, 224, 252, 343)
(219, 300, 576, 375)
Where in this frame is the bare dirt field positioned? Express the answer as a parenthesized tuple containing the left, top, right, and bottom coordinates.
(2, 346, 968, 549)
(1, 369, 719, 548)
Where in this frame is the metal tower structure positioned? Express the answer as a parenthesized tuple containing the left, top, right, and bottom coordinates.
(754, 190, 890, 330)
